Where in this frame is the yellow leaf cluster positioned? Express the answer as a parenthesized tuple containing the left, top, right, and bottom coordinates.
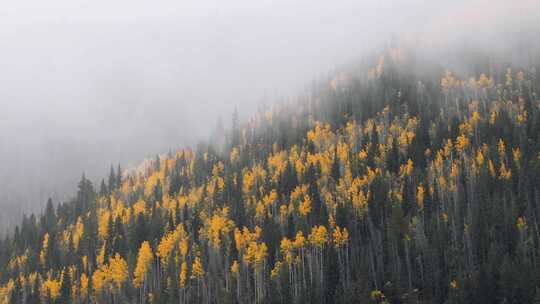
(416, 184, 425, 209)
(270, 261, 282, 278)
(455, 134, 469, 153)
(191, 256, 205, 279)
(307, 122, 334, 150)
(0, 280, 15, 304)
(242, 164, 267, 195)
(8, 250, 28, 272)
(157, 224, 188, 267)
(80, 273, 89, 298)
(308, 225, 328, 248)
(133, 241, 153, 288)
(201, 207, 235, 249)
(244, 241, 268, 269)
(41, 275, 61, 300)
(92, 253, 129, 294)
(267, 151, 288, 182)
(179, 261, 188, 288)
(332, 226, 349, 248)
(400, 159, 414, 177)
(230, 260, 240, 277)
(39, 233, 49, 266)
(98, 209, 111, 239)
(234, 226, 261, 251)
(298, 195, 312, 216)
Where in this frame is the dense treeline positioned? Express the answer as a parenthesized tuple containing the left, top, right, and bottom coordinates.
(1, 48, 540, 303)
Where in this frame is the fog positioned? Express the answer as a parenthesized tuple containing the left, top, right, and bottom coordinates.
(0, 0, 539, 228)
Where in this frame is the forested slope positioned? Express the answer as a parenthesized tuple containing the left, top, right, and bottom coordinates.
(1, 49, 540, 303)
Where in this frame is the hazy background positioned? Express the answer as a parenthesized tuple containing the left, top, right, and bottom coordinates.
(0, 0, 539, 229)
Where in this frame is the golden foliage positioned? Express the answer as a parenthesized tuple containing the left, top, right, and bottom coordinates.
(476, 149, 484, 166)
(201, 207, 235, 249)
(270, 261, 282, 278)
(80, 273, 89, 299)
(157, 224, 188, 267)
(109, 253, 129, 289)
(307, 122, 334, 150)
(133, 241, 153, 288)
(455, 134, 469, 153)
(92, 253, 129, 294)
(230, 260, 240, 277)
(308, 225, 328, 248)
(98, 209, 111, 239)
(234, 226, 262, 252)
(298, 195, 312, 216)
(0, 280, 15, 304)
(244, 241, 268, 270)
(191, 256, 205, 279)
(332, 226, 349, 248)
(179, 261, 188, 288)
(416, 184, 425, 209)
(39, 233, 49, 266)
(41, 275, 61, 300)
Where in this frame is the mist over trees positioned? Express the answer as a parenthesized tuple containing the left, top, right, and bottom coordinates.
(1, 1, 540, 303)
(1, 44, 540, 303)
(1, 0, 539, 233)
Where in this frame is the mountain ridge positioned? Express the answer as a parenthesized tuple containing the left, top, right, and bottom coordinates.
(1, 48, 540, 303)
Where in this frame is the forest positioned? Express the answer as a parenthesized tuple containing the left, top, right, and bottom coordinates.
(0, 48, 539, 303)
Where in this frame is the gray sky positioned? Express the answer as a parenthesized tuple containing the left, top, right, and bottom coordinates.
(0, 0, 539, 226)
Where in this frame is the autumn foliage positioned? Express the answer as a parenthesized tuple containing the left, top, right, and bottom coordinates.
(1, 49, 540, 303)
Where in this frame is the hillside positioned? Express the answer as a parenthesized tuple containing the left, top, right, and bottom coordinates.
(1, 49, 540, 304)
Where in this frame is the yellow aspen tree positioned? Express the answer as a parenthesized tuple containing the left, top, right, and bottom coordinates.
(179, 261, 188, 288)
(416, 184, 425, 209)
(80, 273, 89, 301)
(157, 224, 188, 269)
(333, 226, 350, 289)
(298, 195, 312, 216)
(309, 225, 328, 285)
(476, 149, 484, 166)
(179, 238, 189, 259)
(72, 217, 84, 251)
(98, 209, 111, 240)
(191, 255, 205, 301)
(201, 207, 235, 249)
(39, 233, 49, 266)
(271, 261, 283, 279)
(109, 253, 128, 290)
(230, 260, 241, 299)
(0, 280, 15, 304)
(244, 241, 268, 302)
(177, 260, 189, 304)
(191, 256, 205, 279)
(96, 243, 106, 267)
(91, 268, 107, 297)
(41, 275, 61, 301)
(133, 241, 154, 303)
